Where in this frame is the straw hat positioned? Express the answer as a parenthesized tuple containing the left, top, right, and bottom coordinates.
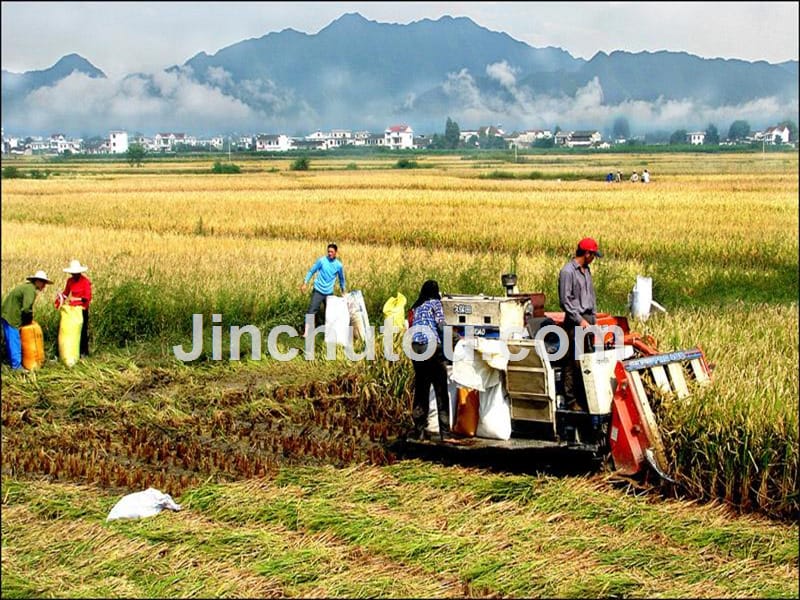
(26, 270, 52, 284)
(63, 259, 89, 274)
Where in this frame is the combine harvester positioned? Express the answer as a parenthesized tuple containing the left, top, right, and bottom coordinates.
(400, 275, 713, 481)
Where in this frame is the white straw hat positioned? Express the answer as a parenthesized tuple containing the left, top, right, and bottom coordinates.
(26, 270, 53, 284)
(63, 259, 89, 274)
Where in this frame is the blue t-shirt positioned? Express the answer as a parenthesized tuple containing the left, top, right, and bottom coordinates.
(305, 256, 346, 295)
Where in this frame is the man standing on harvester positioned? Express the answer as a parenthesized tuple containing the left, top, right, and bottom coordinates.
(301, 243, 346, 337)
(558, 237, 603, 412)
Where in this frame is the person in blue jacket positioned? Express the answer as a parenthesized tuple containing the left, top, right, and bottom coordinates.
(301, 243, 346, 337)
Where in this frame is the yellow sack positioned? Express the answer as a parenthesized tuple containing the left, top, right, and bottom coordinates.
(58, 304, 83, 367)
(20, 321, 45, 370)
(382, 292, 407, 329)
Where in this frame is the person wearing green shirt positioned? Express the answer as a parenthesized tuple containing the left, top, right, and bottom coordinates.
(1, 270, 52, 370)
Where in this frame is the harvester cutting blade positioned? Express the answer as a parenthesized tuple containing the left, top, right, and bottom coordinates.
(610, 347, 711, 477)
(645, 447, 675, 483)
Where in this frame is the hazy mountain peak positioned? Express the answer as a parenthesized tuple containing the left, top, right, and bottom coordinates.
(1, 13, 796, 137)
(50, 53, 105, 78)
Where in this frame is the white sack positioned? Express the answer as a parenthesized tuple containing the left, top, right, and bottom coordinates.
(630, 275, 653, 322)
(475, 383, 512, 440)
(324, 296, 351, 346)
(475, 338, 511, 371)
(107, 488, 182, 521)
(451, 339, 500, 392)
(345, 290, 370, 341)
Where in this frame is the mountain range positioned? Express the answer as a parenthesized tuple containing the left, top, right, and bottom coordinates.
(2, 12, 797, 137)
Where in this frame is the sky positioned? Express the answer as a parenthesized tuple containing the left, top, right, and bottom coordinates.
(2, 1, 798, 78)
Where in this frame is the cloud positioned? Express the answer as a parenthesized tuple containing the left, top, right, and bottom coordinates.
(436, 68, 798, 134)
(6, 67, 318, 136)
(4, 64, 797, 138)
(485, 60, 518, 88)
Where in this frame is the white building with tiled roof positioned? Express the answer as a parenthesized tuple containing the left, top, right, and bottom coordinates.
(384, 124, 414, 149)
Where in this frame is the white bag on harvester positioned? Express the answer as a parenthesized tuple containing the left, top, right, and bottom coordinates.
(345, 290, 370, 341)
(324, 295, 351, 346)
(106, 487, 182, 521)
(475, 383, 512, 441)
(629, 275, 653, 322)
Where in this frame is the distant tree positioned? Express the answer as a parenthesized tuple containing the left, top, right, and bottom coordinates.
(211, 161, 241, 174)
(289, 156, 310, 171)
(126, 143, 146, 167)
(612, 116, 631, 140)
(466, 134, 479, 147)
(669, 129, 688, 145)
(727, 120, 751, 141)
(703, 123, 720, 145)
(533, 137, 555, 148)
(778, 119, 798, 142)
(554, 125, 561, 134)
(428, 133, 446, 150)
(477, 134, 507, 150)
(444, 117, 461, 149)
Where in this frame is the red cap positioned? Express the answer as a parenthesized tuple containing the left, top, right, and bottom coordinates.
(578, 237, 603, 257)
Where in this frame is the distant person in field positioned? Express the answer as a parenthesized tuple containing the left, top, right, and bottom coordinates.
(630, 171, 640, 183)
(409, 279, 451, 441)
(558, 238, 603, 412)
(1, 270, 52, 370)
(614, 170, 622, 183)
(642, 169, 650, 183)
(301, 243, 346, 337)
(55, 259, 93, 357)
(605, 172, 614, 183)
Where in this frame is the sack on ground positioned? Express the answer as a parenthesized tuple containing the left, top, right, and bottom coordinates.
(106, 487, 182, 521)
(20, 321, 45, 370)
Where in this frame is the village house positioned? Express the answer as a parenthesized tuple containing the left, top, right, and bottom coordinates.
(554, 131, 571, 146)
(565, 130, 602, 148)
(292, 138, 327, 151)
(508, 129, 553, 147)
(459, 130, 479, 144)
(763, 125, 790, 144)
(351, 131, 371, 146)
(255, 134, 292, 152)
(384, 124, 414, 149)
(364, 134, 385, 147)
(154, 132, 187, 152)
(478, 125, 505, 138)
(686, 131, 706, 145)
(109, 131, 129, 154)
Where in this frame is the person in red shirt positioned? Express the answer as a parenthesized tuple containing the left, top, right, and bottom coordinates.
(56, 259, 93, 357)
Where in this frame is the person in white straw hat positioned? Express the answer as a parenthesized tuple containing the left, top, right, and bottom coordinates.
(56, 259, 93, 358)
(1, 270, 52, 370)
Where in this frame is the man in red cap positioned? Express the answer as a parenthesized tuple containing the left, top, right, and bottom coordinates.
(558, 237, 603, 411)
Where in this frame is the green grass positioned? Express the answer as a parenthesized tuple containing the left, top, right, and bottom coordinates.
(3, 466, 797, 598)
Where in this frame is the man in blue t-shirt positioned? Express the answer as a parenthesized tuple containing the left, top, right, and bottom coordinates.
(301, 243, 346, 336)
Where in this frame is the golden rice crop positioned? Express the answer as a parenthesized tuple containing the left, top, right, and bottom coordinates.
(1, 151, 797, 517)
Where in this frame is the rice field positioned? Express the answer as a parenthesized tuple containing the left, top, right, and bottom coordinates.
(1, 151, 798, 597)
